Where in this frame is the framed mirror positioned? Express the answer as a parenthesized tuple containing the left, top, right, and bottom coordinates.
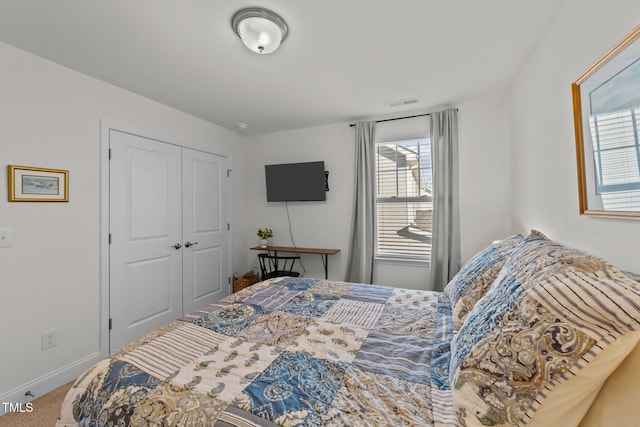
(572, 24, 640, 219)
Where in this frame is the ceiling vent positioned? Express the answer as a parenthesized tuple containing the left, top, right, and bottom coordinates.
(388, 98, 420, 108)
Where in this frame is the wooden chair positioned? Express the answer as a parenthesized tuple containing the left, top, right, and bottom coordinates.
(257, 253, 301, 280)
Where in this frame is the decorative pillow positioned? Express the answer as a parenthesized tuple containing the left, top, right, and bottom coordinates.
(450, 230, 640, 427)
(445, 233, 524, 328)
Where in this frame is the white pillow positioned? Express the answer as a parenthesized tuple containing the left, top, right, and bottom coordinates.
(529, 330, 640, 427)
(579, 337, 640, 427)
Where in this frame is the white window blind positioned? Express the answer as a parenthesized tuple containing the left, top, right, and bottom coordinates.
(589, 108, 640, 210)
(375, 139, 432, 259)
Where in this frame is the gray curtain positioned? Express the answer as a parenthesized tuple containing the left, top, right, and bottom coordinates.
(345, 121, 376, 284)
(428, 108, 461, 291)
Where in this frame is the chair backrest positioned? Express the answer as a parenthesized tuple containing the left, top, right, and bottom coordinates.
(257, 253, 301, 280)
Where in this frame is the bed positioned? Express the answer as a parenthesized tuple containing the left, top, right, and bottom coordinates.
(57, 230, 640, 426)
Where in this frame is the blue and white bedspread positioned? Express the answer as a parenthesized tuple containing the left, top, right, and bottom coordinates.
(58, 277, 457, 426)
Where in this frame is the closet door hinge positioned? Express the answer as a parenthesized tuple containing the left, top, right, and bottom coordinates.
(228, 276, 231, 285)
(108, 233, 112, 244)
(227, 169, 232, 178)
(227, 223, 230, 231)
(109, 318, 112, 330)
(109, 148, 112, 160)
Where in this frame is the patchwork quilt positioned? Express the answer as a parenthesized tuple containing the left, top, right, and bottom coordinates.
(57, 277, 457, 426)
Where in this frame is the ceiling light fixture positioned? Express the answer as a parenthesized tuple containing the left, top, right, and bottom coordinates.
(231, 7, 288, 54)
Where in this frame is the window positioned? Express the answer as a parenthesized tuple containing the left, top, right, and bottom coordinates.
(590, 108, 640, 210)
(375, 139, 432, 260)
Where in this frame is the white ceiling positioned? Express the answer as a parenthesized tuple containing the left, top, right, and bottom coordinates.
(0, 0, 566, 135)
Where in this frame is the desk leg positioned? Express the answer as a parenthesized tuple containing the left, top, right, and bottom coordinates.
(271, 251, 279, 273)
(321, 254, 328, 279)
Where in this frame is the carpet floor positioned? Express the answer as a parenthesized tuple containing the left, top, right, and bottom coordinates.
(0, 381, 73, 427)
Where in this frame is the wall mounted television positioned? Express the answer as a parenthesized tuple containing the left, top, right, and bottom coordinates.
(265, 161, 327, 202)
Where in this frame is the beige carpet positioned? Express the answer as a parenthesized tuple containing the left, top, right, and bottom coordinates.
(0, 381, 73, 427)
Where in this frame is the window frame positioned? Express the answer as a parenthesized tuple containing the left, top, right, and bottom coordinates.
(374, 138, 432, 263)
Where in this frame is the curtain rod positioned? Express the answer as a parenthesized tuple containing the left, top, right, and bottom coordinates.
(348, 109, 457, 127)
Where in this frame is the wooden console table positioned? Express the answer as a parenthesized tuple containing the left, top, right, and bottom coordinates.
(250, 245, 340, 279)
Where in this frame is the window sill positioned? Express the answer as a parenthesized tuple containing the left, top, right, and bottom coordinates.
(375, 256, 430, 267)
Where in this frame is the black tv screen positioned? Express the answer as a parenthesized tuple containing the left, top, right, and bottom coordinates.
(265, 161, 326, 202)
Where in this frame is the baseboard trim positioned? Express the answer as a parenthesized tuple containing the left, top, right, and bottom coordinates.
(0, 351, 102, 416)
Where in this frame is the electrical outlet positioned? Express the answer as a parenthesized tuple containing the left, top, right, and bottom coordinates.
(42, 329, 58, 350)
(0, 227, 13, 248)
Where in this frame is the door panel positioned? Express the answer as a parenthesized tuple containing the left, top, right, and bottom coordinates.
(182, 148, 228, 314)
(193, 246, 221, 299)
(109, 130, 183, 351)
(129, 148, 171, 240)
(127, 256, 171, 325)
(193, 158, 221, 233)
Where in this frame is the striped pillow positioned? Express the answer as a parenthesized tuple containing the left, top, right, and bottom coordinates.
(450, 230, 640, 427)
(445, 233, 524, 328)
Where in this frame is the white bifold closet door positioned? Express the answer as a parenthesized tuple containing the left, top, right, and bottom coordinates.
(181, 147, 229, 314)
(109, 130, 228, 351)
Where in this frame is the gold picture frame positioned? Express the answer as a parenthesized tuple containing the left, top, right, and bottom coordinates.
(572, 24, 640, 218)
(8, 165, 69, 202)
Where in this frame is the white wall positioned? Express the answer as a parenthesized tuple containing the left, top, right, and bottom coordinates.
(244, 123, 354, 282)
(245, 92, 514, 289)
(0, 42, 248, 401)
(507, 0, 640, 273)
(458, 92, 515, 260)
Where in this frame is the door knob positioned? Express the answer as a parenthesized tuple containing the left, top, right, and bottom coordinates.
(172, 243, 182, 250)
(185, 241, 199, 248)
